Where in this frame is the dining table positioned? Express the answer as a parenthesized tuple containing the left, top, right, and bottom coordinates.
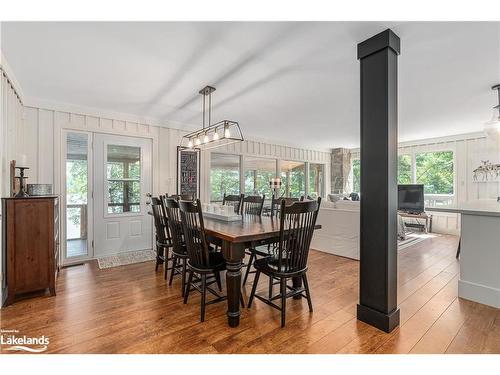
(202, 214, 321, 327)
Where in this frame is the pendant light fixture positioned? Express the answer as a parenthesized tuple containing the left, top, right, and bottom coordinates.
(484, 84, 500, 139)
(180, 85, 243, 149)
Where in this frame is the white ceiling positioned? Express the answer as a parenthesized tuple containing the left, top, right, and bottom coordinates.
(2, 21, 499, 150)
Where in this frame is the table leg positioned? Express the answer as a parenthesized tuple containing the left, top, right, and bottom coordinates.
(221, 240, 246, 327)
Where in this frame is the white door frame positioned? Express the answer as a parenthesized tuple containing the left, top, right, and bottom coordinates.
(61, 129, 94, 265)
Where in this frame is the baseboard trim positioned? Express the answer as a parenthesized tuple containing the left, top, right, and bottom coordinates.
(458, 279, 500, 308)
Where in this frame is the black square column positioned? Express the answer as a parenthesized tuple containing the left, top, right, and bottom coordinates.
(356, 29, 401, 333)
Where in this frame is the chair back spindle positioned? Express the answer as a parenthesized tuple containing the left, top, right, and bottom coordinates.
(162, 196, 185, 255)
(151, 197, 170, 244)
(242, 195, 265, 216)
(277, 198, 322, 273)
(222, 193, 244, 214)
(178, 199, 211, 269)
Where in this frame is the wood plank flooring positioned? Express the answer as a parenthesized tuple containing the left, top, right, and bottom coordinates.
(1, 234, 499, 354)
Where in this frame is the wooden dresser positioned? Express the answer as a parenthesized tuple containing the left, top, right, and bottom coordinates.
(1, 196, 59, 306)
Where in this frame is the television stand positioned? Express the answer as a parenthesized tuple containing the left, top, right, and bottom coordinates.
(398, 211, 433, 233)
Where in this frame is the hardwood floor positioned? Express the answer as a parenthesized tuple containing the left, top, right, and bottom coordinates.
(1, 234, 499, 354)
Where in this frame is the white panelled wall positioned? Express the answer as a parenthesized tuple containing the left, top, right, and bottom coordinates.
(0, 65, 24, 305)
(352, 133, 500, 235)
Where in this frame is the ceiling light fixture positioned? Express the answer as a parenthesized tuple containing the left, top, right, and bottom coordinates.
(181, 85, 243, 150)
(484, 84, 500, 139)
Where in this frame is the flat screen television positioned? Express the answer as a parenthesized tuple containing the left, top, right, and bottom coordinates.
(398, 184, 425, 213)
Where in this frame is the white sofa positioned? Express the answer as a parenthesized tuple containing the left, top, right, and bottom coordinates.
(311, 200, 360, 260)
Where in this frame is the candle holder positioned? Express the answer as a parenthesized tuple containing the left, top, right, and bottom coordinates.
(14, 167, 30, 198)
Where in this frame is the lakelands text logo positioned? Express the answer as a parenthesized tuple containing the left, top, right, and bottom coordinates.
(0, 329, 49, 353)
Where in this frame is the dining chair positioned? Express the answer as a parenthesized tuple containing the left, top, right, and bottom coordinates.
(179, 199, 244, 322)
(241, 195, 267, 285)
(222, 193, 244, 214)
(243, 195, 303, 290)
(151, 197, 173, 280)
(269, 195, 301, 217)
(247, 197, 322, 327)
(162, 196, 189, 296)
(241, 194, 265, 216)
(167, 193, 194, 201)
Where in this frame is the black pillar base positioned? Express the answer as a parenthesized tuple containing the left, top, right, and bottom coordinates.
(357, 303, 400, 333)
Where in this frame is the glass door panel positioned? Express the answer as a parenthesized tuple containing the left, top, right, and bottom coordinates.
(65, 132, 90, 260)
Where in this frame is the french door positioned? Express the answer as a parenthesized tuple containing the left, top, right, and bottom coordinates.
(93, 134, 152, 256)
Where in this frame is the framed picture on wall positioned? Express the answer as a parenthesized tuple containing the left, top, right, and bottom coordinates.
(177, 147, 201, 199)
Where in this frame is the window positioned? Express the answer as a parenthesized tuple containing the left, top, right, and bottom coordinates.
(398, 154, 412, 184)
(244, 157, 276, 197)
(280, 160, 305, 198)
(352, 159, 361, 193)
(416, 151, 454, 195)
(107, 145, 141, 214)
(210, 153, 240, 202)
(66, 132, 89, 258)
(309, 163, 325, 198)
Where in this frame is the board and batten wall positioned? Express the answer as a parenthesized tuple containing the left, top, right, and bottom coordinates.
(352, 133, 500, 234)
(0, 65, 24, 306)
(20, 105, 331, 203)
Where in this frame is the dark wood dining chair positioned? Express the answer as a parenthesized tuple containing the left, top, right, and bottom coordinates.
(241, 194, 265, 216)
(167, 193, 194, 201)
(222, 193, 244, 214)
(241, 195, 267, 285)
(269, 195, 301, 217)
(248, 197, 322, 327)
(162, 196, 189, 296)
(179, 199, 244, 322)
(151, 197, 173, 279)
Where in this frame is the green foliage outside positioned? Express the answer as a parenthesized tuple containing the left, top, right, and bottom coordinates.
(66, 160, 88, 226)
(309, 164, 324, 198)
(280, 165, 305, 198)
(351, 151, 454, 195)
(398, 154, 412, 184)
(210, 168, 240, 202)
(416, 151, 453, 194)
(244, 170, 274, 198)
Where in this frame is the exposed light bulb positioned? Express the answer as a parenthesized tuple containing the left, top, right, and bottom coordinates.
(224, 126, 231, 138)
(203, 133, 209, 143)
(213, 132, 219, 141)
(187, 140, 193, 148)
(195, 137, 201, 146)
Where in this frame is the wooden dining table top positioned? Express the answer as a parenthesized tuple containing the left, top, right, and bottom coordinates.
(203, 214, 321, 243)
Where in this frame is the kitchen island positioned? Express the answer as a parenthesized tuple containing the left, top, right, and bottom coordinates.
(427, 200, 500, 308)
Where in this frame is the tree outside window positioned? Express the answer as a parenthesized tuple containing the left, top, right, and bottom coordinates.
(210, 153, 240, 202)
(280, 161, 305, 198)
(398, 154, 412, 184)
(416, 151, 454, 194)
(244, 157, 275, 197)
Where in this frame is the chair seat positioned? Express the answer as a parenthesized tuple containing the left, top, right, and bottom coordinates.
(253, 256, 307, 277)
(188, 251, 226, 272)
(171, 243, 188, 257)
(250, 244, 274, 257)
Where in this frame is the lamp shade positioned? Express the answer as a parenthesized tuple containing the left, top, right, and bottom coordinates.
(269, 178, 282, 189)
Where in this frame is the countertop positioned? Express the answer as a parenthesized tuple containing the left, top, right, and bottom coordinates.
(426, 200, 500, 217)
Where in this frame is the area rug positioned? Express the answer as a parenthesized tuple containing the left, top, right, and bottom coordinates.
(97, 249, 156, 269)
(398, 232, 439, 251)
